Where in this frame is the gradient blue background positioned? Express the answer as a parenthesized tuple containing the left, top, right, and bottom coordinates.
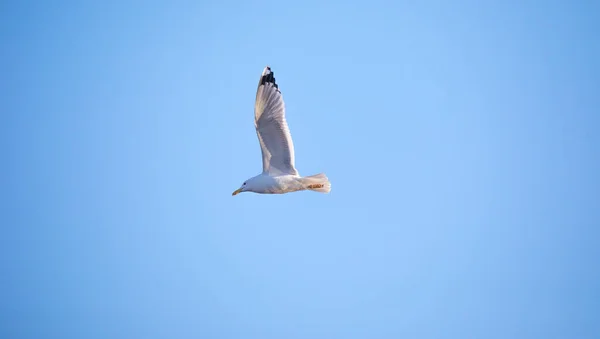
(1, 1, 599, 338)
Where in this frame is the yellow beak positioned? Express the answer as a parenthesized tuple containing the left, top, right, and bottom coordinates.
(232, 188, 243, 196)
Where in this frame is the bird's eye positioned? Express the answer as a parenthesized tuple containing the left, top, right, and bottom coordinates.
(243, 182, 246, 186)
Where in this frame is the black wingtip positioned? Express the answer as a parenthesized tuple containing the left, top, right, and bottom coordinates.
(260, 66, 279, 91)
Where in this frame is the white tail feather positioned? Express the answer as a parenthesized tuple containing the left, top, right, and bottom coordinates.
(302, 173, 331, 193)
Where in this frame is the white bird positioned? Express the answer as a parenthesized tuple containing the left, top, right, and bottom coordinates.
(232, 66, 331, 196)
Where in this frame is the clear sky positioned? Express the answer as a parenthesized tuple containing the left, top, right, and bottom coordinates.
(1, 1, 599, 338)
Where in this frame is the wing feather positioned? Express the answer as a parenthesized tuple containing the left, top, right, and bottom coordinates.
(254, 66, 298, 176)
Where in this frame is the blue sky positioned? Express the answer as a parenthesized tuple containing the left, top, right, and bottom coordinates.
(1, 1, 599, 338)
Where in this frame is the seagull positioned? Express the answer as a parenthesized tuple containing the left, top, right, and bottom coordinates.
(232, 66, 331, 196)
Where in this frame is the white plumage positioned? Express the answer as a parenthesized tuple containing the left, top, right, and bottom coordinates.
(254, 66, 297, 176)
(232, 66, 330, 196)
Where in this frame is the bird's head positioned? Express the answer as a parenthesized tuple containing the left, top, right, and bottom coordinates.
(231, 180, 247, 196)
(233, 175, 261, 196)
(232, 176, 265, 196)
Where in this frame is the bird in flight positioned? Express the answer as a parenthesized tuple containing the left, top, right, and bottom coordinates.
(232, 66, 331, 196)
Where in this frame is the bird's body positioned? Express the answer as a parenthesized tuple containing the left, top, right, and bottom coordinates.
(232, 66, 330, 196)
(242, 174, 303, 194)
(242, 173, 330, 195)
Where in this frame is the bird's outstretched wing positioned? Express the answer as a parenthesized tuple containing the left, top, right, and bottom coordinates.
(254, 66, 298, 176)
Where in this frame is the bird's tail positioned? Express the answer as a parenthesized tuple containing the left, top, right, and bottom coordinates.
(302, 173, 331, 193)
